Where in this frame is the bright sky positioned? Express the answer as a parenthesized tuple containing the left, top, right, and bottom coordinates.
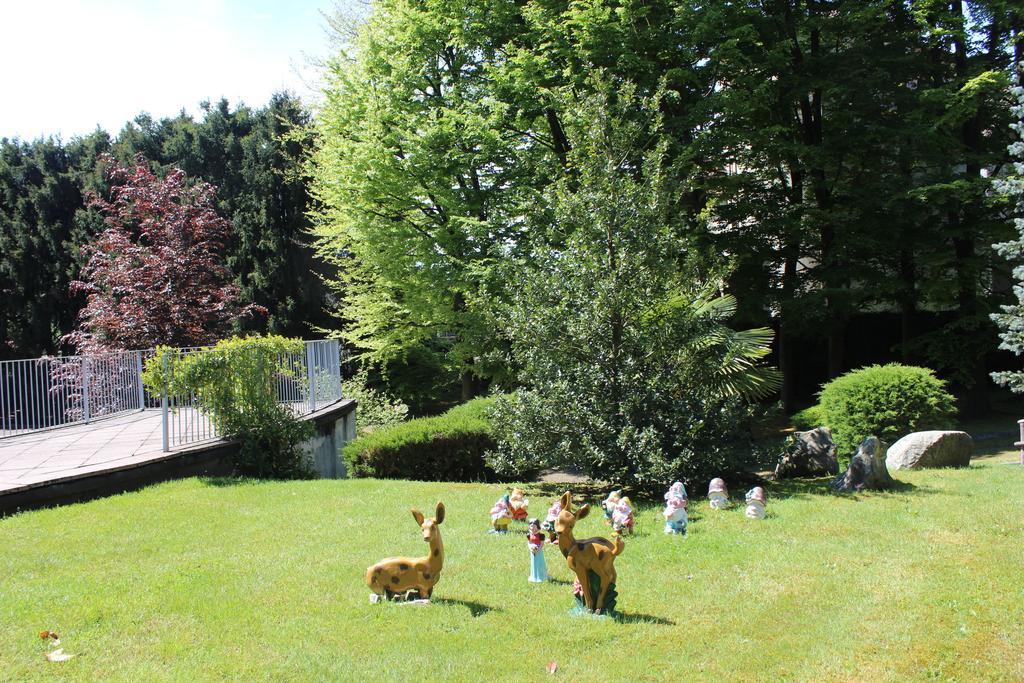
(0, 0, 344, 141)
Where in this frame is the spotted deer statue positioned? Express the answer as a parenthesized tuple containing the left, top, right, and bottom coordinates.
(366, 502, 445, 602)
(555, 491, 624, 614)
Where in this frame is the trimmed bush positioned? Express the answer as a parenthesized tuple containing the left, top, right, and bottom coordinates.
(488, 390, 767, 495)
(819, 364, 956, 454)
(343, 396, 524, 481)
(791, 404, 826, 431)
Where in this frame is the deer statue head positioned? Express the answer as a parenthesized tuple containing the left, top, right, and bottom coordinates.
(555, 490, 588, 537)
(412, 502, 445, 543)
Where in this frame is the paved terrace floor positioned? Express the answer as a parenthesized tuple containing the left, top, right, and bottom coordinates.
(0, 410, 195, 494)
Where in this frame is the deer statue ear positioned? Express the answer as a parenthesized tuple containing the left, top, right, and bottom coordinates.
(560, 491, 572, 511)
(411, 508, 425, 525)
(435, 502, 445, 525)
(576, 503, 591, 521)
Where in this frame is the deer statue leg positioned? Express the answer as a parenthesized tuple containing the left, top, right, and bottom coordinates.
(575, 566, 594, 611)
(593, 565, 615, 613)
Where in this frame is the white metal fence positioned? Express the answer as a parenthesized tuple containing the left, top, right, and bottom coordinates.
(0, 350, 147, 437)
(0, 340, 344, 451)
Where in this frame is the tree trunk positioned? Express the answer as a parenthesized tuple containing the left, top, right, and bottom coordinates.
(1013, 14, 1022, 66)
(898, 248, 917, 363)
(779, 160, 803, 413)
(779, 327, 797, 414)
(827, 330, 845, 380)
(461, 371, 477, 402)
(950, 3, 990, 416)
(546, 109, 570, 168)
(790, 11, 845, 379)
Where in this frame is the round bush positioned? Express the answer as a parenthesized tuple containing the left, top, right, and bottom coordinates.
(791, 404, 825, 431)
(819, 364, 956, 454)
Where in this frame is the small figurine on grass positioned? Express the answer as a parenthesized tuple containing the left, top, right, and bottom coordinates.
(708, 478, 731, 510)
(611, 496, 634, 536)
(662, 481, 688, 535)
(527, 518, 548, 582)
(509, 487, 529, 522)
(541, 498, 562, 544)
(490, 494, 512, 533)
(602, 490, 622, 525)
(366, 502, 445, 604)
(745, 486, 767, 519)
(557, 491, 623, 617)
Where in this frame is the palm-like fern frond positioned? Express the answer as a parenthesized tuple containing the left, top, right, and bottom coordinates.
(684, 297, 781, 401)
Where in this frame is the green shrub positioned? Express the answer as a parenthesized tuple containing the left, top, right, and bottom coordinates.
(343, 396, 525, 481)
(791, 404, 826, 431)
(143, 336, 314, 479)
(488, 390, 766, 495)
(341, 368, 409, 433)
(819, 364, 956, 454)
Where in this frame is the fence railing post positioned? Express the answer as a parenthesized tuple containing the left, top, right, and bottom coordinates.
(81, 358, 91, 424)
(306, 342, 317, 414)
(333, 339, 342, 401)
(161, 352, 170, 452)
(1017, 419, 1024, 467)
(135, 351, 146, 411)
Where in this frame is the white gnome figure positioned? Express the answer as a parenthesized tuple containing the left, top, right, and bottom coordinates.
(541, 498, 561, 544)
(708, 478, 731, 510)
(602, 489, 622, 525)
(662, 481, 688, 534)
(745, 486, 767, 519)
(612, 496, 635, 535)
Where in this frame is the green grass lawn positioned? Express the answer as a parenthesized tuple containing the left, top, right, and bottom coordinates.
(2, 451, 1023, 681)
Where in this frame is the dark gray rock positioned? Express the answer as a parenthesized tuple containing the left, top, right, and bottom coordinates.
(886, 431, 972, 470)
(775, 427, 840, 479)
(831, 436, 893, 492)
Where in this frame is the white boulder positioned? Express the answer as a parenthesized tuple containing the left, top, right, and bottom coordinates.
(886, 431, 972, 470)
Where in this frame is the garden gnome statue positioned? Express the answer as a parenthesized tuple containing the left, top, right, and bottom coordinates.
(541, 498, 562, 544)
(744, 487, 767, 519)
(509, 487, 529, 521)
(527, 518, 548, 582)
(708, 478, 730, 510)
(602, 490, 622, 525)
(489, 494, 512, 533)
(612, 496, 635, 535)
(662, 481, 688, 534)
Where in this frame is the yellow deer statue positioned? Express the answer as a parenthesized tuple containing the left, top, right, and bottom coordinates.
(366, 502, 445, 602)
(555, 491, 624, 614)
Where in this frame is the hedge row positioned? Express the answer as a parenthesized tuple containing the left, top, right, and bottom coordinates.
(342, 396, 509, 482)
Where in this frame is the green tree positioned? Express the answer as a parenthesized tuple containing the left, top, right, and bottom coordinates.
(991, 69, 1024, 391)
(114, 95, 328, 337)
(312, 0, 558, 404)
(230, 94, 324, 335)
(487, 85, 779, 491)
(0, 133, 108, 358)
